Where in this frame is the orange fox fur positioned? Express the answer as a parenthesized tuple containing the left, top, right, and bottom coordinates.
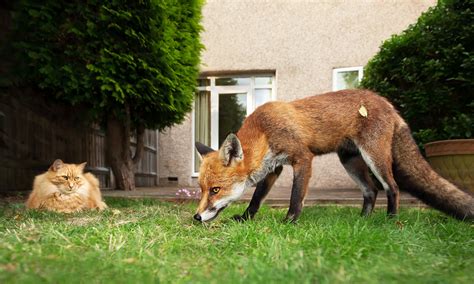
(26, 159, 107, 213)
(194, 89, 474, 223)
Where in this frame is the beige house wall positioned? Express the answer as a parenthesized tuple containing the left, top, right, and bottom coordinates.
(158, 0, 436, 188)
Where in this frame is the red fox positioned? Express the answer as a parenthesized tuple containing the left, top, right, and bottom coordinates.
(194, 89, 474, 223)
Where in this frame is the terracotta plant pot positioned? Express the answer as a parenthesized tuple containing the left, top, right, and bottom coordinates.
(424, 139, 474, 194)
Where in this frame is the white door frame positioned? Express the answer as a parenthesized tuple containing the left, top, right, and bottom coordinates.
(192, 75, 276, 176)
(211, 86, 251, 150)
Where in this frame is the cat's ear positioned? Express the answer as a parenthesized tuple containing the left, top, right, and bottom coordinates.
(78, 162, 87, 172)
(49, 159, 64, 172)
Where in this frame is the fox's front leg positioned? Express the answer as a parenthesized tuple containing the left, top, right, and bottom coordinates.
(285, 157, 312, 223)
(234, 166, 283, 221)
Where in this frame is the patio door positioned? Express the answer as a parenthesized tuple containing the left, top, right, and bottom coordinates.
(193, 75, 275, 175)
(216, 90, 250, 147)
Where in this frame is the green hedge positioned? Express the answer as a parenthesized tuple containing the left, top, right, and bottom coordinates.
(6, 0, 203, 130)
(361, 0, 473, 145)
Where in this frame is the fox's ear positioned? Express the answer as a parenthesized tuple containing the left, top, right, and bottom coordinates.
(195, 142, 215, 160)
(49, 159, 64, 172)
(219, 133, 243, 166)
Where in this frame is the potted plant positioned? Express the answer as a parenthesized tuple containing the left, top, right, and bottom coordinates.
(423, 114, 473, 192)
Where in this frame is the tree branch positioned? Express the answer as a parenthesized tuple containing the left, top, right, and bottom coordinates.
(133, 123, 145, 165)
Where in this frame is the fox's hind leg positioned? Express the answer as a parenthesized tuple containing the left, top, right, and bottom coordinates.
(355, 140, 400, 216)
(233, 166, 283, 221)
(337, 145, 379, 216)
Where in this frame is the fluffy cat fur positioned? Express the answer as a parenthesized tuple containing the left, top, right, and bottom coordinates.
(26, 159, 107, 213)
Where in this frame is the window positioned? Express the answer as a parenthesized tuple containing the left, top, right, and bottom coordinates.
(194, 90, 211, 172)
(332, 67, 363, 91)
(193, 75, 276, 174)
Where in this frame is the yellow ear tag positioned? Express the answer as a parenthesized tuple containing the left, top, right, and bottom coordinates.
(359, 105, 368, 118)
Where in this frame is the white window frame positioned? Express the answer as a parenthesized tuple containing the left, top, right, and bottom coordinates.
(332, 66, 364, 91)
(192, 75, 276, 176)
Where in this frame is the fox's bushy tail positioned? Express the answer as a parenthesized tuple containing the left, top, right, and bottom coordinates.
(392, 124, 474, 221)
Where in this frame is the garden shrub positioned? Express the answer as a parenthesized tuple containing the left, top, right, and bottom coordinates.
(361, 0, 474, 146)
(5, 0, 204, 190)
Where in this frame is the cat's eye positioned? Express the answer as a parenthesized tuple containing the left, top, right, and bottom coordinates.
(210, 187, 221, 195)
(74, 177, 80, 181)
(62, 176, 69, 180)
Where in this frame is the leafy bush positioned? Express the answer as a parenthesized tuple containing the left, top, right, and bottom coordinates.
(361, 0, 474, 145)
(8, 0, 203, 130)
(4, 0, 203, 190)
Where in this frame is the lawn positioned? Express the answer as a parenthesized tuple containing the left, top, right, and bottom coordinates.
(0, 198, 473, 284)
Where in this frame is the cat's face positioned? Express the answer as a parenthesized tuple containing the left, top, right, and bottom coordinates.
(47, 159, 87, 194)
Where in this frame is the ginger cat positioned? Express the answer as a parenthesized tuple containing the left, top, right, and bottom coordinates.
(26, 159, 107, 213)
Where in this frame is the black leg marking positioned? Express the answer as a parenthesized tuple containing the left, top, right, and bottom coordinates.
(233, 166, 283, 222)
(386, 182, 400, 216)
(285, 159, 312, 223)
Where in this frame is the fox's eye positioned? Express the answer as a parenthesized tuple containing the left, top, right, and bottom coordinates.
(62, 176, 68, 180)
(210, 187, 221, 195)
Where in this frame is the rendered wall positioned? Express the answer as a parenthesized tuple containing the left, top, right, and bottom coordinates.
(159, 0, 436, 189)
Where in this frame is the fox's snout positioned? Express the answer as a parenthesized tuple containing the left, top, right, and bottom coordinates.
(193, 182, 247, 222)
(194, 204, 229, 223)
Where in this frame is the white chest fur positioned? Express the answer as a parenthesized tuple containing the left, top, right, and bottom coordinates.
(246, 151, 288, 187)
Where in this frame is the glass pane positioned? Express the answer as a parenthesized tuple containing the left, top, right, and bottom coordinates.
(197, 79, 210, 87)
(335, 70, 360, 91)
(255, 76, 272, 85)
(254, 89, 271, 109)
(219, 93, 247, 146)
(194, 91, 211, 172)
(216, 77, 251, 86)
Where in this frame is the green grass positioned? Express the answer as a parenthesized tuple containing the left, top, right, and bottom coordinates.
(0, 198, 473, 284)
